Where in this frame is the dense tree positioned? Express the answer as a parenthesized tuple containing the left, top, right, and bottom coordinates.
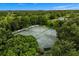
(5, 35, 39, 56)
(0, 28, 13, 55)
(51, 40, 77, 56)
(57, 18, 79, 49)
(30, 15, 38, 25)
(37, 15, 48, 25)
(0, 10, 78, 56)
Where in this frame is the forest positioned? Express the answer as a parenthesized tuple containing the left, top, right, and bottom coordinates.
(0, 10, 79, 56)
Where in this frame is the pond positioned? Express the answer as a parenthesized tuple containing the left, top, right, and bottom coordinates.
(13, 25, 57, 50)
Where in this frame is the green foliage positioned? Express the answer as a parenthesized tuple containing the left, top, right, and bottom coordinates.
(5, 35, 39, 56)
(0, 28, 13, 55)
(52, 19, 64, 30)
(0, 27, 39, 56)
(65, 49, 79, 56)
(51, 40, 77, 56)
(37, 15, 48, 25)
(6, 50, 17, 56)
(0, 10, 79, 56)
(57, 18, 79, 49)
(30, 15, 38, 25)
(52, 17, 79, 56)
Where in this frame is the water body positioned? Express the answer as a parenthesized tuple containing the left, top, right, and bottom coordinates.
(13, 25, 57, 50)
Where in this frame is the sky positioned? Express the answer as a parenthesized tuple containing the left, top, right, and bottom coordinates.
(0, 3, 79, 10)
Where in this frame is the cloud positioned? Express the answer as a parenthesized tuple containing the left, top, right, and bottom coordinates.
(17, 3, 26, 6)
(52, 4, 79, 10)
